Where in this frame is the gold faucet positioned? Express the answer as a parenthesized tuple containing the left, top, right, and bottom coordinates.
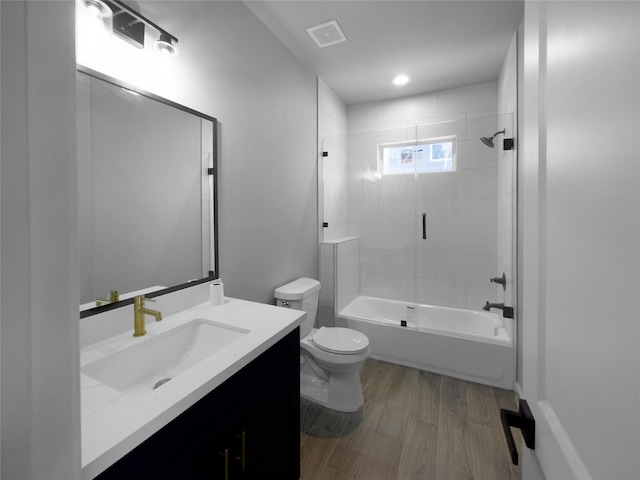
(133, 295, 162, 337)
(96, 290, 119, 307)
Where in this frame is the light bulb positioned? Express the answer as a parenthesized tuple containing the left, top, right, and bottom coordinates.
(82, 0, 112, 18)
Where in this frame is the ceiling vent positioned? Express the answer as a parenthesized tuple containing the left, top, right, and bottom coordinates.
(306, 20, 347, 48)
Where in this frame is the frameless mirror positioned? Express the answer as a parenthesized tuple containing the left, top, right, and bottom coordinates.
(77, 67, 218, 317)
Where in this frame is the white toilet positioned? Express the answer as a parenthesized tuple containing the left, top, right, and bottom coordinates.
(275, 278, 370, 412)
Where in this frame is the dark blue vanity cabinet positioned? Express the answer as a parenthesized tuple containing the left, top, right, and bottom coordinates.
(95, 328, 300, 480)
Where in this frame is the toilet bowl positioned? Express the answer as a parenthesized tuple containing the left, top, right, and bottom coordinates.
(275, 278, 370, 412)
(300, 326, 370, 411)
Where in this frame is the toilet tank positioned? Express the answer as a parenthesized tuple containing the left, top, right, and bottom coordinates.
(274, 278, 321, 338)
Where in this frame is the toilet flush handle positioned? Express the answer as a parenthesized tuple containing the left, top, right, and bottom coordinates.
(280, 301, 290, 307)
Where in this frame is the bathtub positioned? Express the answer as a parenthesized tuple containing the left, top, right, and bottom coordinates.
(336, 295, 514, 389)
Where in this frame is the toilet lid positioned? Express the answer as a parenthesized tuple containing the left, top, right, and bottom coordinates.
(312, 327, 369, 354)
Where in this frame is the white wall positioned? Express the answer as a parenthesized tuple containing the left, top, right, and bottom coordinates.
(319, 236, 360, 327)
(520, 1, 639, 478)
(78, 1, 319, 304)
(1, 2, 81, 478)
(335, 238, 360, 313)
(174, 1, 319, 303)
(346, 83, 507, 309)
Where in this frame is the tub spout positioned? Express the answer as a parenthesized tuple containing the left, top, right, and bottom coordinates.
(483, 301, 502, 311)
(483, 302, 514, 319)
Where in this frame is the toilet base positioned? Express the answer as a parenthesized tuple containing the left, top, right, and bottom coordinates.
(300, 370, 364, 412)
(300, 371, 329, 405)
(300, 397, 363, 438)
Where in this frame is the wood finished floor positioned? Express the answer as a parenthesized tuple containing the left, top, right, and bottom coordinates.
(300, 359, 523, 480)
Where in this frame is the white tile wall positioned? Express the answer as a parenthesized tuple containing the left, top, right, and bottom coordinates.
(382, 91, 438, 123)
(335, 238, 360, 312)
(347, 102, 384, 129)
(436, 82, 498, 114)
(380, 174, 412, 199)
(416, 115, 466, 141)
(319, 242, 335, 327)
(319, 237, 360, 325)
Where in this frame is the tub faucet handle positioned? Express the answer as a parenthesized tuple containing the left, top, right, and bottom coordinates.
(490, 273, 507, 290)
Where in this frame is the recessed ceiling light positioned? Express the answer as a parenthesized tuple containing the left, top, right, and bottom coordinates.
(392, 74, 410, 86)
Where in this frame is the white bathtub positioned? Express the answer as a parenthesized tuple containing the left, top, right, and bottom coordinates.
(336, 295, 514, 389)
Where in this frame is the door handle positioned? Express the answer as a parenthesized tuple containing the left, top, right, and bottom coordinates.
(221, 448, 229, 480)
(500, 399, 536, 465)
(422, 213, 427, 239)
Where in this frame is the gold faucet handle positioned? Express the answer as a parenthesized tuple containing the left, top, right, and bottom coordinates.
(137, 296, 162, 322)
(142, 295, 156, 305)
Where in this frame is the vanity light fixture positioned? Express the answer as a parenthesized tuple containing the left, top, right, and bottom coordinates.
(83, 0, 179, 55)
(392, 74, 410, 86)
(82, 0, 112, 18)
(155, 32, 178, 56)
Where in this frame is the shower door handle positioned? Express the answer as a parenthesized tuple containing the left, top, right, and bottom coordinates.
(422, 213, 427, 239)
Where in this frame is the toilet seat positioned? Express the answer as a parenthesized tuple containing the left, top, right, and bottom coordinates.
(312, 327, 369, 355)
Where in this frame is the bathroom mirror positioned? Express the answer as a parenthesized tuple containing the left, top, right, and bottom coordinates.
(77, 67, 218, 317)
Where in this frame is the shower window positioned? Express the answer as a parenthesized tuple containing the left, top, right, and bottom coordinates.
(378, 136, 456, 175)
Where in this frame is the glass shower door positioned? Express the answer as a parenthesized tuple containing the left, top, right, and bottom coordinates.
(335, 112, 515, 325)
(366, 124, 419, 317)
(412, 113, 510, 315)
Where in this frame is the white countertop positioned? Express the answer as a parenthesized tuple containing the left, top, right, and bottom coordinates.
(80, 297, 304, 479)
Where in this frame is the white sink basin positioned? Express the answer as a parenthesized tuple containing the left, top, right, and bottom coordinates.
(82, 318, 249, 396)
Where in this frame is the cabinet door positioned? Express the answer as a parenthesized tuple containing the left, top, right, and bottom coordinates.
(153, 413, 245, 480)
(151, 429, 212, 479)
(243, 356, 300, 479)
(156, 363, 299, 480)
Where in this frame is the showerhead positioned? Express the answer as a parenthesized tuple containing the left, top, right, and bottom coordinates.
(481, 136, 495, 148)
(480, 129, 506, 148)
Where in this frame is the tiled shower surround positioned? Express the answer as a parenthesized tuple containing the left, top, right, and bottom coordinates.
(322, 82, 514, 311)
(319, 238, 360, 327)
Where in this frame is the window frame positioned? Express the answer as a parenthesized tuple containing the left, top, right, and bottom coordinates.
(377, 135, 457, 176)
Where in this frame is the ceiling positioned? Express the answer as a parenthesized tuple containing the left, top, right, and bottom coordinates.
(244, 0, 524, 105)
